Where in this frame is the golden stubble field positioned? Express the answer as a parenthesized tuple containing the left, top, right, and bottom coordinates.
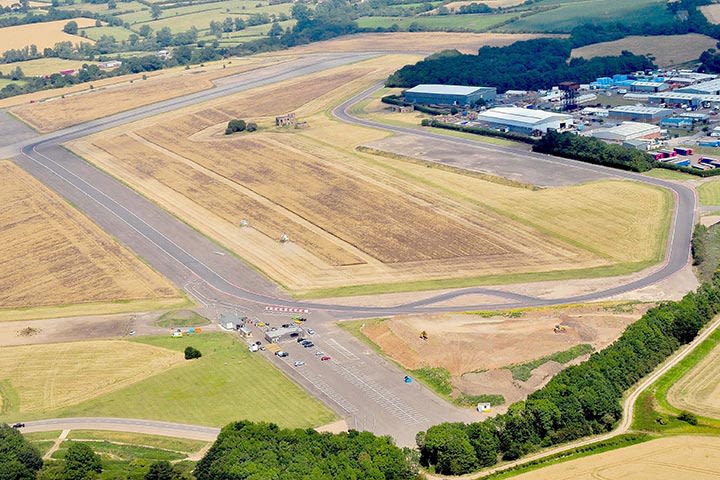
(667, 342, 720, 419)
(0, 18, 96, 53)
(571, 34, 718, 67)
(701, 4, 720, 24)
(0, 161, 181, 319)
(10, 55, 290, 132)
(69, 54, 670, 295)
(0, 340, 181, 416)
(512, 436, 720, 480)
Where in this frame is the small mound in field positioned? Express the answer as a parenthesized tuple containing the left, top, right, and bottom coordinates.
(155, 310, 210, 328)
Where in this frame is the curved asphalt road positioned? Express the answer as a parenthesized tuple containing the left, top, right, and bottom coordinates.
(13, 68, 695, 315)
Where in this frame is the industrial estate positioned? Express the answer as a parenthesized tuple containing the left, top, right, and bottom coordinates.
(3, 0, 720, 479)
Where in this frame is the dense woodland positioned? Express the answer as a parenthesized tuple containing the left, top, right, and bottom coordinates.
(386, 38, 655, 92)
(195, 421, 420, 480)
(417, 274, 720, 475)
(0, 424, 43, 480)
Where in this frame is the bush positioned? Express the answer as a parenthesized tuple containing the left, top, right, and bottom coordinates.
(0, 424, 43, 479)
(677, 411, 698, 425)
(184, 346, 202, 360)
(246, 122, 257, 132)
(64, 442, 102, 479)
(225, 119, 246, 135)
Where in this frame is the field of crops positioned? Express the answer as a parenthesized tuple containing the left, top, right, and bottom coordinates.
(0, 17, 96, 52)
(667, 341, 720, 420)
(571, 34, 717, 68)
(356, 12, 516, 32)
(0, 160, 180, 318)
(0, 57, 99, 77)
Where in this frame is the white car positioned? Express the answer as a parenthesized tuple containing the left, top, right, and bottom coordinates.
(315, 351, 324, 356)
(294, 361, 305, 367)
(307, 329, 315, 335)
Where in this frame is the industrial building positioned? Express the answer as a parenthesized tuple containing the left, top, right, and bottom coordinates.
(646, 92, 720, 108)
(608, 105, 673, 122)
(474, 107, 572, 135)
(660, 117, 693, 129)
(404, 84, 497, 106)
(591, 121, 661, 143)
(630, 81, 668, 93)
(676, 78, 720, 95)
(264, 325, 303, 343)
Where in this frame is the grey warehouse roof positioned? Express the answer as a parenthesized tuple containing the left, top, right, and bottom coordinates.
(405, 84, 491, 95)
(476, 107, 572, 125)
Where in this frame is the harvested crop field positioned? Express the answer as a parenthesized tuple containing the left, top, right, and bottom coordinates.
(350, 303, 644, 404)
(0, 18, 96, 53)
(0, 58, 99, 78)
(571, 34, 718, 67)
(0, 340, 181, 418)
(512, 436, 720, 480)
(0, 161, 180, 319)
(286, 32, 562, 54)
(70, 55, 671, 295)
(11, 56, 288, 132)
(701, 4, 720, 24)
(667, 341, 720, 419)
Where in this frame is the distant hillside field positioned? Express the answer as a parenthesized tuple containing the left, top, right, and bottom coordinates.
(701, 3, 720, 24)
(572, 34, 718, 67)
(0, 18, 96, 53)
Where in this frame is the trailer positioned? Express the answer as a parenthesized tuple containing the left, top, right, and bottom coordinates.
(674, 146, 694, 156)
(657, 149, 677, 158)
(693, 163, 714, 170)
(648, 151, 665, 161)
(668, 158, 690, 167)
(700, 157, 720, 168)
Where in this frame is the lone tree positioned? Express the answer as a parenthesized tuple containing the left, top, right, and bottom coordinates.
(246, 122, 257, 132)
(63, 20, 78, 34)
(184, 346, 202, 360)
(225, 119, 246, 134)
(150, 4, 162, 19)
(64, 442, 102, 479)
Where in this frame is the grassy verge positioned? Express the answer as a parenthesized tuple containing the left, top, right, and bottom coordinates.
(65, 431, 207, 453)
(644, 168, 697, 181)
(52, 440, 186, 461)
(294, 260, 657, 299)
(155, 309, 210, 328)
(694, 223, 720, 282)
(38, 333, 336, 428)
(484, 433, 653, 479)
(507, 344, 594, 382)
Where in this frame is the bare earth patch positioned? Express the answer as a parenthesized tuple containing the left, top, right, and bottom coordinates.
(571, 34, 718, 67)
(358, 304, 646, 404)
(513, 436, 720, 480)
(701, 4, 720, 24)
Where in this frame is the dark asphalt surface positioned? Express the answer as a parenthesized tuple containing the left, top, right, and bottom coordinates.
(5, 66, 695, 316)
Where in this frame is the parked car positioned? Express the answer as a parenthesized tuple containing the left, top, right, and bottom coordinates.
(275, 351, 289, 357)
(303, 342, 314, 348)
(296, 337, 306, 343)
(320, 356, 331, 361)
(294, 361, 305, 367)
(306, 329, 315, 335)
(301, 340, 313, 346)
(11, 423, 24, 429)
(315, 351, 325, 356)
(128, 330, 136, 336)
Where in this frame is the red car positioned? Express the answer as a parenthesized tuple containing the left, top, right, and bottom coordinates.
(320, 356, 331, 361)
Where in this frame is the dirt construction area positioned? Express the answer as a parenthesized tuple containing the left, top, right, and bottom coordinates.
(513, 436, 720, 480)
(0, 160, 181, 321)
(66, 53, 672, 296)
(356, 304, 646, 405)
(667, 341, 720, 419)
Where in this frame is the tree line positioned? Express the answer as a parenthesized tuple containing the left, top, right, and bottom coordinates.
(532, 131, 655, 172)
(417, 273, 720, 475)
(195, 421, 420, 480)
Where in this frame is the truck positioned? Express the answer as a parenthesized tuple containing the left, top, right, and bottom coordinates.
(674, 146, 694, 156)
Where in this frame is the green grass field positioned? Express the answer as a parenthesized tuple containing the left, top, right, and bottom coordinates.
(643, 168, 697, 181)
(40, 333, 335, 428)
(699, 179, 720, 206)
(65, 430, 207, 453)
(52, 440, 186, 461)
(155, 309, 210, 328)
(507, 344, 594, 381)
(356, 12, 517, 32)
(80, 25, 135, 42)
(500, 0, 673, 33)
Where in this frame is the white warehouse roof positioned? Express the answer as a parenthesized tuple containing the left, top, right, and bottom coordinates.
(405, 84, 489, 95)
(592, 122, 660, 141)
(476, 107, 572, 126)
(609, 105, 672, 115)
(677, 78, 720, 94)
